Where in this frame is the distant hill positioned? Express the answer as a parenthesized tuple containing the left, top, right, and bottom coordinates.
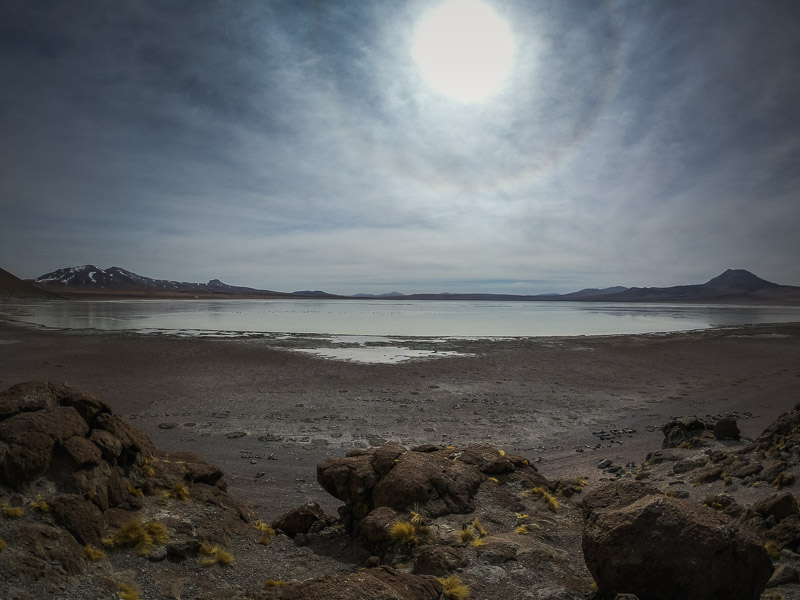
(30, 265, 293, 298)
(594, 269, 800, 304)
(0, 267, 54, 299)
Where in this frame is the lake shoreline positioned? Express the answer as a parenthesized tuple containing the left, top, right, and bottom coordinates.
(2, 318, 800, 518)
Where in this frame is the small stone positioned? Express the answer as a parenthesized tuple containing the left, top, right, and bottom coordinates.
(598, 459, 613, 469)
(225, 431, 247, 439)
(158, 422, 179, 429)
(147, 546, 168, 562)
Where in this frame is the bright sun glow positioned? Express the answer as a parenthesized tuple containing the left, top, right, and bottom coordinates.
(412, 0, 515, 103)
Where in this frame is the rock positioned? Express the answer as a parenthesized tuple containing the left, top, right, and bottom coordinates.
(371, 449, 484, 517)
(476, 539, 518, 565)
(272, 502, 335, 537)
(61, 435, 103, 468)
(166, 539, 203, 560)
(582, 491, 773, 600)
(765, 515, 800, 552)
(581, 481, 661, 522)
(94, 413, 155, 463)
(358, 506, 399, 549)
(767, 564, 799, 587)
(250, 565, 442, 600)
(690, 465, 724, 484)
(412, 545, 468, 575)
(714, 417, 740, 440)
(597, 459, 613, 469)
(88, 428, 123, 460)
(50, 495, 106, 545)
(753, 492, 800, 523)
(728, 461, 763, 479)
(661, 417, 708, 448)
(672, 456, 706, 474)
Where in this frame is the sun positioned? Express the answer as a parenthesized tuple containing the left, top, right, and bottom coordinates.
(412, 0, 515, 103)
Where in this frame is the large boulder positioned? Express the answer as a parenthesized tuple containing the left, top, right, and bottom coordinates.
(272, 502, 335, 537)
(582, 484, 773, 600)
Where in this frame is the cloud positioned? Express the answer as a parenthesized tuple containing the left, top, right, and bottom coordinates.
(1, 0, 799, 292)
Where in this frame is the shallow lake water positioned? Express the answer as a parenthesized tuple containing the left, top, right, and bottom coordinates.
(2, 298, 800, 338)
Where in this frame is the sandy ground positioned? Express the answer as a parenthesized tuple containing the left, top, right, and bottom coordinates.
(1, 317, 799, 518)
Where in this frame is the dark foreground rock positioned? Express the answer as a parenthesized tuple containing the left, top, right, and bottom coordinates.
(582, 483, 773, 600)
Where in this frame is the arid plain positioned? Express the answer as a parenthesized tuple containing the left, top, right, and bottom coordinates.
(2, 318, 799, 518)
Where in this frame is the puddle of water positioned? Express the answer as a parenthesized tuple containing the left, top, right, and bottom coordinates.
(293, 346, 471, 364)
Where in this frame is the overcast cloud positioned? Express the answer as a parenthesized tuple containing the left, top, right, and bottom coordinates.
(1, 0, 799, 294)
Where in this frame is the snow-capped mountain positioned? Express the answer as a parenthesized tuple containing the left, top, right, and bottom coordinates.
(32, 265, 281, 295)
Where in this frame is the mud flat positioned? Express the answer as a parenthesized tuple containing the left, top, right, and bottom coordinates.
(1, 318, 799, 518)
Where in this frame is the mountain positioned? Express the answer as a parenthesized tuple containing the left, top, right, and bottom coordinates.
(31, 265, 289, 297)
(595, 269, 799, 303)
(0, 267, 55, 299)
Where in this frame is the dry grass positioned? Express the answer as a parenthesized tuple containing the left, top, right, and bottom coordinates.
(389, 520, 419, 545)
(1, 503, 24, 518)
(84, 544, 106, 561)
(102, 519, 170, 556)
(264, 579, 288, 587)
(255, 519, 277, 545)
(118, 582, 140, 600)
(458, 526, 475, 544)
(199, 543, 234, 567)
(437, 574, 470, 599)
(28, 495, 50, 513)
(0, 538, 6, 551)
(164, 482, 190, 501)
(765, 540, 781, 559)
(525, 487, 559, 512)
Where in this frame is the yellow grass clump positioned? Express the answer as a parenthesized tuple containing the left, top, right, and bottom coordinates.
(126, 484, 143, 497)
(29, 495, 50, 513)
(389, 520, 419, 545)
(472, 517, 487, 537)
(118, 582, 140, 600)
(264, 579, 288, 587)
(84, 544, 106, 561)
(410, 510, 424, 525)
(255, 519, 277, 544)
(164, 482, 190, 501)
(458, 526, 475, 544)
(526, 487, 559, 512)
(102, 519, 170, 556)
(1, 503, 24, 518)
(515, 525, 531, 535)
(469, 537, 484, 548)
(200, 543, 234, 567)
(765, 540, 781, 559)
(437, 574, 470, 599)
(0, 538, 6, 551)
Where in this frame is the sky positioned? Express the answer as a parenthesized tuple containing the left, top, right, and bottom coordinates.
(1, 0, 799, 295)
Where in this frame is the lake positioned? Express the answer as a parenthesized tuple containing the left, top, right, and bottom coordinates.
(2, 299, 800, 338)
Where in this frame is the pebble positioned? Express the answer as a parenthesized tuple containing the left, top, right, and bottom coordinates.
(598, 459, 613, 469)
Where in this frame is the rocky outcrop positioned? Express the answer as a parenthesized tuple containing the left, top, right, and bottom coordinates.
(317, 443, 550, 538)
(0, 381, 252, 594)
(272, 502, 336, 537)
(582, 483, 773, 600)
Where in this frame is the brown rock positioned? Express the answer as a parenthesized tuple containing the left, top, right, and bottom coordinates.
(0, 381, 61, 419)
(94, 413, 155, 462)
(581, 481, 662, 523)
(252, 565, 442, 600)
(765, 514, 800, 552)
(714, 417, 740, 440)
(169, 451, 225, 487)
(272, 502, 334, 537)
(61, 435, 103, 468)
(767, 564, 799, 587)
(358, 506, 399, 548)
(753, 492, 800, 523)
(661, 417, 708, 448)
(582, 493, 773, 600)
(50, 494, 106, 545)
(317, 452, 378, 506)
(371, 442, 406, 477)
(0, 406, 88, 444)
(413, 545, 468, 576)
(88, 428, 122, 459)
(372, 450, 484, 517)
(476, 538, 518, 565)
(0, 431, 55, 487)
(5, 523, 86, 581)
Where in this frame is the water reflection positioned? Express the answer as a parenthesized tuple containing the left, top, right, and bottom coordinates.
(2, 299, 799, 338)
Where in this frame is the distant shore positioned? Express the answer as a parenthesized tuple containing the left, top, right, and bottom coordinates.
(1, 318, 799, 518)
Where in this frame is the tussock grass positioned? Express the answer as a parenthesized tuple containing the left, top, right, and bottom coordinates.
(389, 521, 419, 545)
(1, 503, 24, 518)
(469, 537, 484, 548)
(765, 540, 781, 559)
(525, 487, 559, 512)
(264, 579, 288, 587)
(472, 517, 487, 537)
(0, 538, 6, 551)
(199, 543, 234, 567)
(28, 495, 50, 513)
(437, 574, 470, 599)
(84, 544, 106, 561)
(458, 526, 475, 544)
(118, 582, 140, 600)
(102, 519, 170, 555)
(164, 482, 190, 501)
(255, 519, 277, 545)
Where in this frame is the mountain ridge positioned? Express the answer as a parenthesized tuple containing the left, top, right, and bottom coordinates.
(11, 265, 800, 304)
